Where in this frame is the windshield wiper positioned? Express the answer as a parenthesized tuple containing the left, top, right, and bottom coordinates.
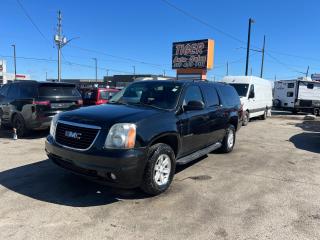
(127, 102, 164, 110)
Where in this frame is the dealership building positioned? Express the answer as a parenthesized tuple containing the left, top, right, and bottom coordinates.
(0, 60, 30, 85)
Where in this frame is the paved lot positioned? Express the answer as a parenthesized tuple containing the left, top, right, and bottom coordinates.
(0, 118, 320, 240)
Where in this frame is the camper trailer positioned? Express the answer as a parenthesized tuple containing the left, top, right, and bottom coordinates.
(222, 76, 273, 126)
(273, 79, 320, 116)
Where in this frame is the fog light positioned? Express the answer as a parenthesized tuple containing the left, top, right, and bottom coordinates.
(110, 173, 117, 180)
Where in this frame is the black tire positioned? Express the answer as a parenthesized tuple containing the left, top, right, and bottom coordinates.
(260, 109, 267, 120)
(292, 109, 298, 114)
(242, 111, 249, 126)
(219, 124, 236, 153)
(140, 143, 176, 195)
(12, 114, 28, 138)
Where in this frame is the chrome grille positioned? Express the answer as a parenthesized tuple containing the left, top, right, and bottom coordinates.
(55, 121, 100, 150)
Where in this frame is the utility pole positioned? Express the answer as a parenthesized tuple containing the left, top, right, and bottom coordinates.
(11, 44, 17, 81)
(92, 58, 98, 82)
(306, 66, 310, 77)
(260, 35, 266, 78)
(163, 69, 166, 77)
(245, 18, 254, 76)
(226, 61, 229, 76)
(106, 69, 109, 77)
(45, 72, 48, 81)
(133, 66, 136, 77)
(54, 10, 77, 82)
(250, 67, 253, 76)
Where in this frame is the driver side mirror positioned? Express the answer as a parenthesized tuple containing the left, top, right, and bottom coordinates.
(248, 91, 255, 99)
(184, 100, 205, 111)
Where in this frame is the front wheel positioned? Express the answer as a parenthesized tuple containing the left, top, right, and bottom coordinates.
(219, 124, 236, 153)
(140, 143, 176, 195)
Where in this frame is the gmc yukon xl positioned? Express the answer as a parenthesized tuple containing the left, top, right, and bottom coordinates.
(45, 80, 241, 195)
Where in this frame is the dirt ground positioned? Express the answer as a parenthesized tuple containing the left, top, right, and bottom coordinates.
(0, 117, 320, 240)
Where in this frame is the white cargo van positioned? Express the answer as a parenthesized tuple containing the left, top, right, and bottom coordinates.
(273, 78, 320, 116)
(222, 76, 273, 125)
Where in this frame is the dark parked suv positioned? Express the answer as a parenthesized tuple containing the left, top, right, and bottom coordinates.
(45, 80, 241, 195)
(0, 81, 83, 137)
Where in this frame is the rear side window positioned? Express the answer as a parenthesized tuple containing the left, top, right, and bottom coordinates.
(39, 85, 81, 97)
(20, 84, 38, 98)
(217, 84, 240, 107)
(183, 86, 204, 105)
(202, 85, 220, 107)
(7, 84, 20, 99)
(0, 84, 10, 96)
(287, 92, 294, 97)
(83, 90, 97, 100)
(307, 83, 314, 89)
(288, 83, 294, 88)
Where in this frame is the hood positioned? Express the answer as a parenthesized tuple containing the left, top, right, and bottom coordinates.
(59, 103, 162, 128)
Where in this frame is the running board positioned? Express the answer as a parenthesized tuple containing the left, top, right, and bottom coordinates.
(176, 142, 222, 165)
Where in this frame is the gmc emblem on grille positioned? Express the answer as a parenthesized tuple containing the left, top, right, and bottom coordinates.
(65, 131, 82, 140)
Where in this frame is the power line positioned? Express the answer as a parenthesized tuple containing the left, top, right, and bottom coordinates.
(0, 54, 133, 74)
(159, 0, 320, 70)
(266, 52, 305, 74)
(16, 0, 53, 47)
(159, 0, 246, 44)
(71, 45, 172, 69)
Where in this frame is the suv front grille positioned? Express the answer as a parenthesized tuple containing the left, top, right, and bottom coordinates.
(55, 121, 100, 150)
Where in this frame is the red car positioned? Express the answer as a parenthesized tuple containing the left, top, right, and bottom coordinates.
(82, 88, 120, 106)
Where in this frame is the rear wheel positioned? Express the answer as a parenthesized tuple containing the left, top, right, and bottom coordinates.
(219, 124, 236, 153)
(12, 114, 28, 138)
(140, 143, 176, 195)
(242, 111, 249, 126)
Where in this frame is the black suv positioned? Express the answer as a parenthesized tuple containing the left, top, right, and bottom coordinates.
(0, 81, 83, 137)
(46, 80, 241, 195)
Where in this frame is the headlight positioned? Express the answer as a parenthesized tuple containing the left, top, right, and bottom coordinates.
(50, 114, 59, 139)
(105, 123, 136, 149)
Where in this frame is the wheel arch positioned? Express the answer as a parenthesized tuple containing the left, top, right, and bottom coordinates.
(149, 133, 180, 157)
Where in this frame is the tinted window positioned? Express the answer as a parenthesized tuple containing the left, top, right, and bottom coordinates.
(100, 91, 117, 100)
(0, 84, 10, 97)
(183, 86, 204, 105)
(217, 84, 240, 107)
(202, 85, 219, 107)
(7, 84, 20, 99)
(229, 83, 249, 97)
(288, 83, 294, 88)
(20, 84, 38, 98)
(287, 92, 294, 97)
(307, 83, 314, 89)
(83, 90, 97, 100)
(39, 85, 81, 97)
(110, 81, 183, 110)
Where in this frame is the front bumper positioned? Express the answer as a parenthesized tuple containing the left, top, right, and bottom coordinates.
(45, 136, 148, 189)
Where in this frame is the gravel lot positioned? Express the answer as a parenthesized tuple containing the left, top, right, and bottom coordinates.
(0, 118, 320, 240)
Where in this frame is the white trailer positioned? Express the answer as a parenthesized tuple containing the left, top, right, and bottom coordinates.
(273, 79, 320, 116)
(222, 76, 273, 125)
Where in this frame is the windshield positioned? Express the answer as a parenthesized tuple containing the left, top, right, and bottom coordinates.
(229, 83, 249, 97)
(109, 81, 183, 110)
